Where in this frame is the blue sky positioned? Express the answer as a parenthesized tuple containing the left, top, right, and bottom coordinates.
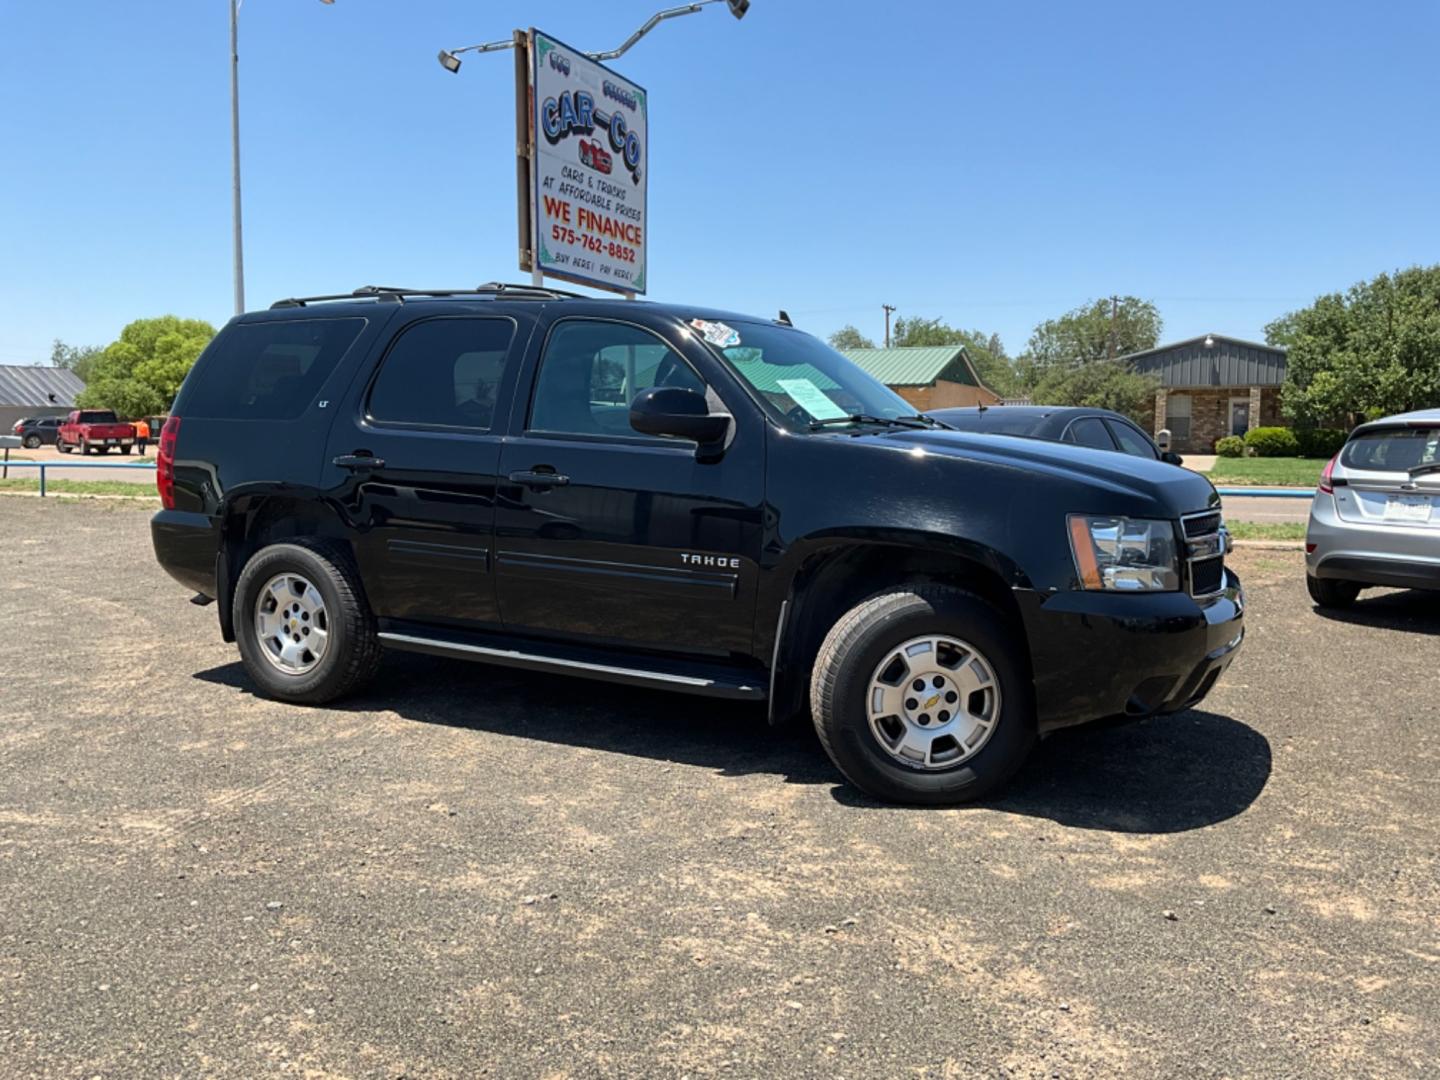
(0, 1, 1435, 364)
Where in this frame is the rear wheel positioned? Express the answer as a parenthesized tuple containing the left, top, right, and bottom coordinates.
(119, 445, 132, 455)
(1307, 573, 1360, 608)
(234, 540, 381, 705)
(22, 434, 41, 449)
(811, 585, 1036, 805)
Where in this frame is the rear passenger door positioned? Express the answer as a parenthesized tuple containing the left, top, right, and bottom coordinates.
(324, 312, 534, 631)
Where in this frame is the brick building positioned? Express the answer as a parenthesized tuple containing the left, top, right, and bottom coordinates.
(839, 346, 1001, 410)
(1119, 335, 1288, 454)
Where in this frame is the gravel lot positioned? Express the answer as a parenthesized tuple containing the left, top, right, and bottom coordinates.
(2, 499, 1437, 1078)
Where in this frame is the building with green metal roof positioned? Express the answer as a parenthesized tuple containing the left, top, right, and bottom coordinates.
(838, 346, 1000, 411)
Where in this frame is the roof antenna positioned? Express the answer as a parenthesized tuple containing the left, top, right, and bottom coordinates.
(777, 310, 792, 326)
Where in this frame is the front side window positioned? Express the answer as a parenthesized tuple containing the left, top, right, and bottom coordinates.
(1064, 417, 1116, 451)
(367, 318, 516, 430)
(529, 320, 706, 437)
(1108, 420, 1159, 459)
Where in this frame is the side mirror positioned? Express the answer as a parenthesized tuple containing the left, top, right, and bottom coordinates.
(629, 386, 730, 453)
(1161, 451, 1184, 466)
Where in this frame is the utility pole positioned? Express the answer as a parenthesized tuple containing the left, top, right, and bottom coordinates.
(1106, 294, 1119, 361)
(230, 0, 245, 317)
(883, 304, 897, 348)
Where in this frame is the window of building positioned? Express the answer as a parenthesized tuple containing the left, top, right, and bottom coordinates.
(1165, 394, 1192, 441)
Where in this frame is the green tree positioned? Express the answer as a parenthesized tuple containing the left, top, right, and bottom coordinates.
(51, 339, 105, 383)
(1271, 265, 1440, 426)
(889, 316, 1016, 396)
(1028, 359, 1160, 427)
(827, 324, 875, 350)
(76, 316, 216, 417)
(1017, 297, 1162, 384)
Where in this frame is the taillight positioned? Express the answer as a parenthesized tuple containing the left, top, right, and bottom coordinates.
(156, 416, 181, 509)
(1318, 453, 1338, 495)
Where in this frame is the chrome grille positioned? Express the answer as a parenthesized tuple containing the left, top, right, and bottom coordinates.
(1181, 510, 1226, 598)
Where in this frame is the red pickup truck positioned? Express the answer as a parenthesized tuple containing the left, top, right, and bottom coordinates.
(56, 410, 137, 455)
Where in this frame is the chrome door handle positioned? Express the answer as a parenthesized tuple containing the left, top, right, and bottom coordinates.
(508, 468, 570, 489)
(333, 453, 385, 470)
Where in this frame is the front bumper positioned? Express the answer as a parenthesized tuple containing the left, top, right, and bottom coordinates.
(1016, 568, 1245, 733)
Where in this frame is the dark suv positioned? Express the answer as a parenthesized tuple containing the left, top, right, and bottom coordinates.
(151, 285, 1244, 804)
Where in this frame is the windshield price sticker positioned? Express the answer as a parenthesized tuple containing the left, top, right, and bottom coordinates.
(690, 318, 741, 348)
(777, 378, 847, 420)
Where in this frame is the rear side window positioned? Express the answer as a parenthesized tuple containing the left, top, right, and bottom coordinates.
(1064, 417, 1116, 451)
(1341, 427, 1440, 471)
(1107, 420, 1159, 459)
(182, 318, 365, 420)
(367, 318, 517, 430)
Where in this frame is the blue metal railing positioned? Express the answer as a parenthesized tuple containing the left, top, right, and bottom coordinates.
(0, 459, 156, 496)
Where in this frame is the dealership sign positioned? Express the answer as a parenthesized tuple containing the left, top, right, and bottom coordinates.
(529, 30, 647, 294)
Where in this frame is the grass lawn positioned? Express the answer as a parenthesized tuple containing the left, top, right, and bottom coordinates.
(1205, 456, 1327, 487)
(1226, 521, 1306, 542)
(0, 478, 159, 498)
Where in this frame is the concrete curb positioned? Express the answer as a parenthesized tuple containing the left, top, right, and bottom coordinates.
(1231, 539, 1305, 551)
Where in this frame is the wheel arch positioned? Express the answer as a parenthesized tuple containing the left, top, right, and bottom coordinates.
(766, 532, 1033, 726)
(215, 488, 357, 642)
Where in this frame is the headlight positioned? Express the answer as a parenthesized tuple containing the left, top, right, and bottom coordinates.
(1067, 515, 1180, 592)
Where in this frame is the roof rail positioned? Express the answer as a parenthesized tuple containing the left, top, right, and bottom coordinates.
(269, 282, 586, 309)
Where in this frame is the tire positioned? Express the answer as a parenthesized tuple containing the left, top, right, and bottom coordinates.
(119, 445, 132, 455)
(811, 585, 1036, 805)
(233, 539, 382, 705)
(1307, 573, 1360, 608)
(57, 439, 70, 454)
(22, 435, 41, 449)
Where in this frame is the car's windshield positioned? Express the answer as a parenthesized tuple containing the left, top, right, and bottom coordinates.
(690, 318, 919, 430)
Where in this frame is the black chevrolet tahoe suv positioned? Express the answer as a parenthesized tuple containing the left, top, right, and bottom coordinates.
(151, 284, 1243, 805)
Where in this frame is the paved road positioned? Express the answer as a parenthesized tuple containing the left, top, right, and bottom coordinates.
(2, 501, 1437, 1078)
(3, 442, 157, 484)
(1221, 494, 1312, 524)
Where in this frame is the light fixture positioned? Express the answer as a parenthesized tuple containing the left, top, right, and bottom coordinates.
(727, 0, 750, 17)
(438, 49, 462, 73)
(1204, 334, 1215, 348)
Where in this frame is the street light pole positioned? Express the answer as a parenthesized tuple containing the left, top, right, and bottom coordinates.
(230, 0, 245, 317)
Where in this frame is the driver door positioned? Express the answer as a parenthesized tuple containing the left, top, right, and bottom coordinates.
(494, 316, 764, 659)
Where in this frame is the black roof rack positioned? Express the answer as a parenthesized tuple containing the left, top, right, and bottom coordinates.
(269, 282, 586, 309)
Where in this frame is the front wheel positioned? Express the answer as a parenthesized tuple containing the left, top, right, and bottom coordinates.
(233, 540, 382, 705)
(1307, 573, 1360, 608)
(811, 585, 1036, 805)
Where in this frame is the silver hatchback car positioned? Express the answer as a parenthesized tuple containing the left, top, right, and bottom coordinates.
(1306, 407, 1440, 607)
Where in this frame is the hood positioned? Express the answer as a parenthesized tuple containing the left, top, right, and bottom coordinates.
(859, 428, 1220, 514)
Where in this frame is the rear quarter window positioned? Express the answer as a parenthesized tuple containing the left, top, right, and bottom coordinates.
(179, 318, 366, 420)
(1341, 427, 1440, 471)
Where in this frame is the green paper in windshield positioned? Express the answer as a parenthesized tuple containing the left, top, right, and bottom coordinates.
(778, 378, 847, 420)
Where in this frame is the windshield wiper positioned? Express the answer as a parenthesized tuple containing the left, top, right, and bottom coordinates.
(807, 414, 938, 432)
(1408, 462, 1440, 477)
